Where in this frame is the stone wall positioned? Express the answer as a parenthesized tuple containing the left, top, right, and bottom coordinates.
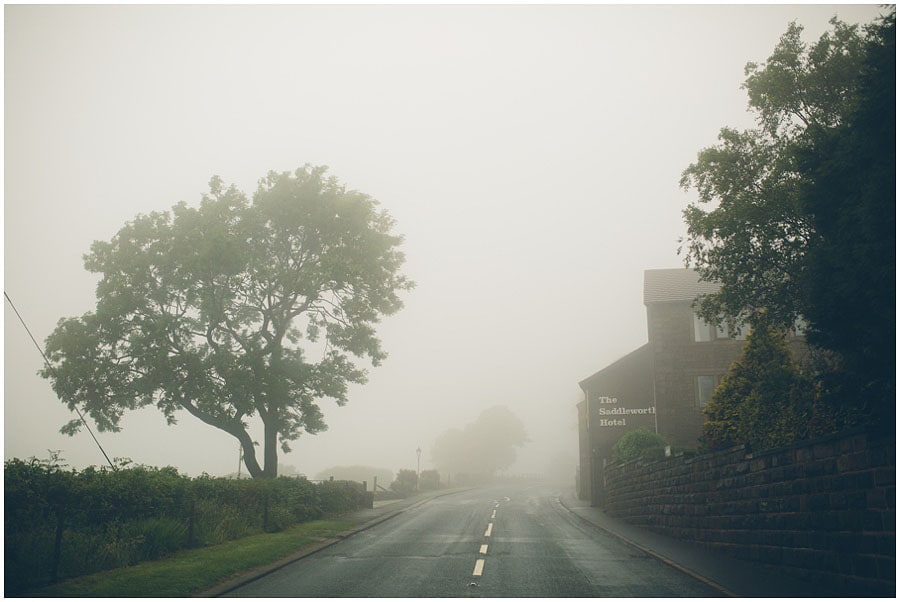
(600, 428, 895, 596)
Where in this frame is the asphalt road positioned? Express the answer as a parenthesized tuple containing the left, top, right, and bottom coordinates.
(224, 482, 722, 597)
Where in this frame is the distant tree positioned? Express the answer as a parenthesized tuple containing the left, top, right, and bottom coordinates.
(389, 469, 418, 497)
(40, 166, 413, 478)
(702, 312, 822, 452)
(431, 406, 528, 479)
(612, 428, 668, 464)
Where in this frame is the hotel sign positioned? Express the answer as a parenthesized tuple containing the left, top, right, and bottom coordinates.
(590, 395, 656, 428)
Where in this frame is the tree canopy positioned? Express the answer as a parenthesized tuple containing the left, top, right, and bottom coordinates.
(41, 165, 413, 478)
(680, 16, 870, 330)
(431, 406, 528, 481)
(680, 11, 895, 415)
(797, 14, 896, 415)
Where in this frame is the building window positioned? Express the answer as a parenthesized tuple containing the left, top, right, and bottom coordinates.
(694, 314, 748, 341)
(696, 375, 717, 408)
(693, 314, 713, 342)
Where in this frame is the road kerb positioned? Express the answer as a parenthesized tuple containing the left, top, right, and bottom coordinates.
(556, 495, 737, 598)
(195, 487, 473, 597)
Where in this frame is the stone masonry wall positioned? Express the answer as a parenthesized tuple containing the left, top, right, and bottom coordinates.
(600, 428, 895, 596)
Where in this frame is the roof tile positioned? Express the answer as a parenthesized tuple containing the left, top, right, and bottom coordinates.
(643, 268, 720, 304)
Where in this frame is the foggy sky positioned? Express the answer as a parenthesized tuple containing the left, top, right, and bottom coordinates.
(4, 4, 888, 479)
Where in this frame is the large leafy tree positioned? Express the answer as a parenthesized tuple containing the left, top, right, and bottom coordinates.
(797, 14, 895, 418)
(41, 166, 413, 478)
(680, 11, 895, 417)
(679, 16, 870, 332)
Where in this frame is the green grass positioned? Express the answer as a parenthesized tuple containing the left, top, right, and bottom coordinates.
(27, 519, 352, 597)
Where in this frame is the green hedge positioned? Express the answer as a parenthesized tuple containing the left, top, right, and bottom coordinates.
(4, 456, 370, 595)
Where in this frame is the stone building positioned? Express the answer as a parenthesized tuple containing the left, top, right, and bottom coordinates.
(577, 268, 805, 503)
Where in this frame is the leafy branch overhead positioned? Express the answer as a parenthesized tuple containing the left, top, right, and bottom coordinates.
(679, 15, 880, 331)
(41, 165, 414, 478)
(681, 11, 894, 418)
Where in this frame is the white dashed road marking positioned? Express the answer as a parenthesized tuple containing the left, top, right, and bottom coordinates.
(473, 558, 485, 576)
(474, 499, 505, 579)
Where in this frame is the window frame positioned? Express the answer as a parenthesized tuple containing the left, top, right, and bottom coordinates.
(693, 314, 748, 342)
(695, 374, 718, 408)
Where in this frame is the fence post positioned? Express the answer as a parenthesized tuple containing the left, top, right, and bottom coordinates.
(187, 497, 195, 548)
(51, 507, 64, 582)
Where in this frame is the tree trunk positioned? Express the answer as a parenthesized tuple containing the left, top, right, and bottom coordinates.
(178, 397, 267, 478)
(240, 435, 264, 478)
(263, 416, 278, 478)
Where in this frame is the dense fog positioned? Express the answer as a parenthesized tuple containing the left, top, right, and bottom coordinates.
(4, 4, 886, 482)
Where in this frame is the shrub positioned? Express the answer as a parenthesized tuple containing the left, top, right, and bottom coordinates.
(389, 469, 418, 497)
(702, 313, 823, 452)
(612, 428, 668, 463)
(315, 479, 363, 515)
(418, 469, 441, 491)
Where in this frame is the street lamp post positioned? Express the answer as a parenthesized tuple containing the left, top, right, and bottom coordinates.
(416, 447, 422, 491)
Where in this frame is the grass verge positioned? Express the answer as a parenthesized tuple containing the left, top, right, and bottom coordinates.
(27, 519, 352, 598)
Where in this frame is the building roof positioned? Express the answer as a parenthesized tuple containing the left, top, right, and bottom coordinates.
(578, 343, 651, 391)
(643, 268, 720, 305)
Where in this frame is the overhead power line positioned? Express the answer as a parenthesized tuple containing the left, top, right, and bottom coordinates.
(4, 291, 116, 470)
